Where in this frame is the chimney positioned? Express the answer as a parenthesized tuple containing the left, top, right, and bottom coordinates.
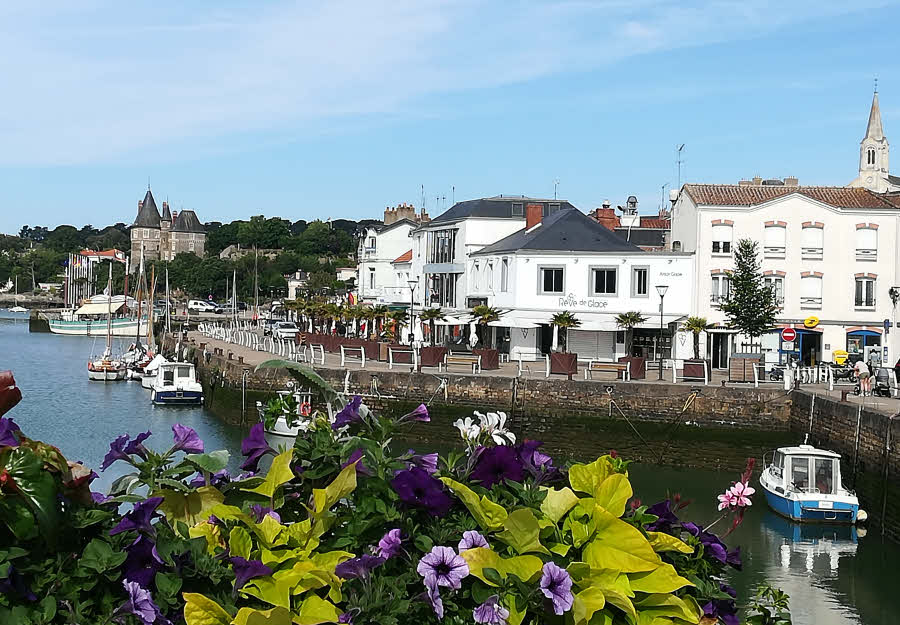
(171, 210, 178, 222)
(525, 203, 543, 229)
(593, 208, 619, 230)
(752, 176, 763, 185)
(784, 176, 799, 186)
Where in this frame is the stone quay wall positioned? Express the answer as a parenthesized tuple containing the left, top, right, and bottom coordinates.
(790, 391, 900, 541)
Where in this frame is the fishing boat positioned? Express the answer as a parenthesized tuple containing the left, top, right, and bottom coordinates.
(9, 277, 27, 313)
(759, 444, 867, 524)
(150, 362, 203, 405)
(87, 264, 127, 382)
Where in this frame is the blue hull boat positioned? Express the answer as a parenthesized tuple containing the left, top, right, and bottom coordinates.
(151, 389, 203, 405)
(150, 362, 204, 406)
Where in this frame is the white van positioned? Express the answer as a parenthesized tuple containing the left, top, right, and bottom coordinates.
(187, 300, 223, 314)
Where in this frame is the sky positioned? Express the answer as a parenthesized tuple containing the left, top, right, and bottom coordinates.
(1, 0, 899, 234)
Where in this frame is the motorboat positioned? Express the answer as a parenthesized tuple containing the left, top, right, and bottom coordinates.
(140, 354, 167, 389)
(760, 444, 866, 524)
(150, 362, 203, 405)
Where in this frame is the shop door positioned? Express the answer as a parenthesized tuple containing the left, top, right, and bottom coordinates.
(539, 324, 553, 355)
(710, 333, 730, 369)
(799, 331, 821, 366)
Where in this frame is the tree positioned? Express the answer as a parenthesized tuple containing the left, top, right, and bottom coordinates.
(469, 305, 502, 346)
(681, 316, 711, 360)
(615, 311, 647, 356)
(551, 310, 581, 353)
(719, 239, 779, 340)
(419, 307, 446, 345)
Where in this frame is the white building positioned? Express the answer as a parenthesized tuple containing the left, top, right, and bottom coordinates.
(671, 92, 900, 369)
(357, 219, 419, 305)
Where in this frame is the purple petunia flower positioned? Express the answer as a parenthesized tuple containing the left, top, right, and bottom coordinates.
(645, 500, 678, 532)
(681, 521, 702, 537)
(423, 577, 444, 619)
(123, 431, 152, 460)
(473, 594, 510, 625)
(338, 613, 353, 624)
(471, 446, 524, 488)
(91, 491, 114, 505)
(0, 417, 21, 447)
(229, 557, 273, 590)
(122, 535, 165, 588)
(171, 424, 203, 454)
(342, 448, 372, 476)
(390, 467, 453, 517)
(110, 497, 163, 537)
(377, 529, 403, 559)
(240, 423, 275, 472)
(335, 554, 385, 580)
(188, 469, 230, 489)
(101, 434, 132, 471)
(703, 597, 739, 625)
(407, 450, 439, 475)
(698, 530, 728, 564)
(332, 395, 363, 430)
(458, 530, 490, 553)
(417, 546, 469, 589)
(115, 580, 168, 625)
(249, 504, 281, 524)
(0, 564, 36, 602)
(400, 403, 430, 423)
(540, 562, 574, 615)
(726, 546, 742, 570)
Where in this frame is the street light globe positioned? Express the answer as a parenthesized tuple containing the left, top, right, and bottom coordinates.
(656, 284, 669, 298)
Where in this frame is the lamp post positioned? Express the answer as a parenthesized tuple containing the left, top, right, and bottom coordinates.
(656, 285, 669, 380)
(407, 278, 418, 346)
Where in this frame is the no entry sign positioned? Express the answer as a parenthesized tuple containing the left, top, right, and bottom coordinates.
(781, 327, 797, 342)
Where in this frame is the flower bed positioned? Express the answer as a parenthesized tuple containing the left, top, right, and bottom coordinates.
(0, 366, 791, 625)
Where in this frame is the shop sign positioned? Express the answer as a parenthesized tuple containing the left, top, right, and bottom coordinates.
(557, 294, 609, 309)
(803, 316, 819, 328)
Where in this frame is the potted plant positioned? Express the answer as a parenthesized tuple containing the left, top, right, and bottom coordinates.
(616, 311, 648, 380)
(418, 307, 446, 346)
(418, 307, 448, 368)
(680, 316, 711, 380)
(549, 310, 580, 378)
(469, 305, 503, 369)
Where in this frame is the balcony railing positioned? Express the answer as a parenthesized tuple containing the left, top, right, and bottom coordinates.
(763, 245, 786, 258)
(856, 248, 877, 261)
(800, 296, 822, 309)
(801, 246, 823, 259)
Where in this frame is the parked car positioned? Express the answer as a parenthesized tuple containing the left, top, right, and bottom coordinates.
(273, 321, 300, 340)
(187, 300, 223, 314)
(262, 318, 279, 336)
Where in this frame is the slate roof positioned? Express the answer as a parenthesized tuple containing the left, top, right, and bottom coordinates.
(172, 210, 205, 233)
(471, 208, 642, 256)
(392, 250, 413, 264)
(430, 196, 576, 224)
(614, 228, 666, 248)
(161, 201, 172, 222)
(683, 184, 899, 209)
(133, 189, 161, 228)
(887, 174, 900, 186)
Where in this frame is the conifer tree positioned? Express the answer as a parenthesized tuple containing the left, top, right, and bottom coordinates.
(719, 239, 779, 340)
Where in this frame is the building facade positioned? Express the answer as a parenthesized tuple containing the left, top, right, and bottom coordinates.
(130, 188, 206, 265)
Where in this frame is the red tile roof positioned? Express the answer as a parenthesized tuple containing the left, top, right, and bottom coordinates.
(392, 249, 413, 263)
(638, 217, 670, 229)
(683, 184, 898, 209)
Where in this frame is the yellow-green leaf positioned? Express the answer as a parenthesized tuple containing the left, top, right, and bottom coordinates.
(601, 586, 637, 622)
(593, 474, 632, 518)
(232, 606, 293, 625)
(506, 601, 527, 625)
(242, 568, 304, 609)
(573, 586, 606, 625)
(440, 478, 508, 530)
(312, 462, 357, 513)
(646, 532, 694, 554)
(189, 522, 223, 555)
(209, 504, 253, 525)
(569, 457, 614, 498)
(628, 564, 693, 594)
(460, 548, 543, 585)
(540, 486, 579, 523)
(229, 527, 253, 560)
(583, 507, 660, 573)
(183, 593, 231, 625)
(294, 594, 342, 625)
(496, 508, 550, 555)
(634, 593, 700, 624)
(244, 450, 295, 498)
(253, 515, 286, 547)
(157, 487, 225, 526)
(549, 542, 571, 556)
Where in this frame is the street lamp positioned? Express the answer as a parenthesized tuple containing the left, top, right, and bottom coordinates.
(656, 285, 669, 380)
(407, 278, 418, 345)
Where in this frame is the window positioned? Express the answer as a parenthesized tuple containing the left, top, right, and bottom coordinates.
(591, 267, 617, 296)
(855, 227, 877, 261)
(814, 458, 834, 495)
(189, 241, 195, 252)
(142, 229, 149, 239)
(367, 237, 376, 250)
(540, 267, 564, 294)
(471, 263, 480, 291)
(429, 273, 457, 307)
(801, 225, 823, 259)
(632, 267, 648, 297)
(171, 240, 176, 251)
(763, 225, 786, 258)
(428, 229, 457, 263)
(855, 277, 876, 308)
(763, 276, 784, 305)
(791, 457, 810, 492)
(500, 258, 509, 292)
(710, 274, 730, 303)
(486, 262, 494, 291)
(800, 275, 823, 309)
(711, 224, 732, 254)
(368, 268, 375, 290)
(511, 203, 524, 217)
(867, 147, 876, 165)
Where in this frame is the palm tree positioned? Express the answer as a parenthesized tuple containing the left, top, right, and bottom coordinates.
(469, 305, 502, 346)
(386, 309, 409, 341)
(681, 316, 711, 360)
(372, 305, 389, 337)
(615, 311, 647, 357)
(419, 307, 446, 345)
(360, 306, 376, 339)
(551, 310, 581, 353)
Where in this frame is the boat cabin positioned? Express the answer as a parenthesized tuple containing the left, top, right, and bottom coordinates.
(770, 445, 844, 495)
(156, 363, 196, 388)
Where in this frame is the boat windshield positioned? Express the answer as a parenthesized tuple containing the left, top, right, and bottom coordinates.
(176, 365, 192, 379)
(163, 369, 175, 384)
(790, 456, 811, 492)
(814, 457, 835, 494)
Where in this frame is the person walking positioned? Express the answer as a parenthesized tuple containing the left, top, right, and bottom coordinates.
(855, 358, 871, 396)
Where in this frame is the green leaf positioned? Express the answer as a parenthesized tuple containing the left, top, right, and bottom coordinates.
(72, 508, 114, 528)
(645, 532, 694, 554)
(460, 547, 543, 586)
(593, 474, 632, 518)
(39, 596, 56, 623)
(483, 567, 503, 585)
(185, 450, 230, 474)
(583, 506, 660, 573)
(229, 526, 253, 560)
(414, 535, 434, 553)
(156, 486, 225, 526)
(79, 539, 127, 574)
(182, 593, 231, 625)
(295, 594, 342, 625)
(573, 587, 606, 624)
(232, 606, 294, 625)
(634, 593, 700, 623)
(255, 360, 338, 404)
(569, 457, 615, 498)
(244, 450, 296, 499)
(156, 573, 183, 600)
(628, 564, 693, 594)
(0, 497, 36, 540)
(3, 447, 61, 547)
(496, 508, 550, 555)
(540, 486, 579, 523)
(440, 477, 508, 530)
(109, 473, 141, 496)
(312, 461, 357, 513)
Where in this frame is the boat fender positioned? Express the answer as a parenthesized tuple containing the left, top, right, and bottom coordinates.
(857, 509, 868, 523)
(299, 402, 312, 417)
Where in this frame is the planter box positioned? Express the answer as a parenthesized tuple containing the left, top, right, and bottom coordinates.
(420, 346, 447, 368)
(549, 352, 578, 377)
(618, 356, 646, 380)
(378, 342, 399, 362)
(729, 353, 762, 382)
(682, 359, 710, 381)
(473, 348, 500, 370)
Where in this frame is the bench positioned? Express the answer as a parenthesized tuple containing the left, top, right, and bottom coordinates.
(440, 353, 482, 374)
(340, 345, 366, 368)
(388, 347, 417, 370)
(584, 361, 630, 381)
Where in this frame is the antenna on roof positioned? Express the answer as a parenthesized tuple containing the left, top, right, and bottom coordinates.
(554, 178, 560, 200)
(675, 145, 685, 189)
(421, 184, 425, 210)
(452, 186, 455, 205)
(147, 176, 151, 191)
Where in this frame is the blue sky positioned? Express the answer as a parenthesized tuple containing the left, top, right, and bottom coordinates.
(0, 0, 898, 234)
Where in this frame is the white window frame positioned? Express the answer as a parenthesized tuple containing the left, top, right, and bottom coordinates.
(800, 275, 823, 309)
(855, 227, 877, 261)
(590, 266, 618, 297)
(539, 266, 565, 295)
(710, 274, 731, 304)
(368, 268, 375, 290)
(631, 266, 649, 298)
(763, 225, 786, 258)
(711, 224, 733, 255)
(855, 277, 876, 309)
(763, 276, 785, 306)
(801, 226, 823, 259)
(500, 258, 509, 292)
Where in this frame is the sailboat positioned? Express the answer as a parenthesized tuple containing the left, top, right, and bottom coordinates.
(9, 276, 27, 313)
(87, 263, 127, 381)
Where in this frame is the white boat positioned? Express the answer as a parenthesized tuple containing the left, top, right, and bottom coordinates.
(140, 354, 168, 389)
(87, 264, 127, 382)
(9, 277, 27, 313)
(759, 444, 866, 524)
(50, 315, 147, 336)
(150, 362, 203, 405)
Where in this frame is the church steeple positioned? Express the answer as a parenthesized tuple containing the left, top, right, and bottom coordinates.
(864, 89, 884, 141)
(855, 87, 890, 192)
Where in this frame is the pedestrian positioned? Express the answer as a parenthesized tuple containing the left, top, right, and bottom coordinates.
(854, 358, 871, 396)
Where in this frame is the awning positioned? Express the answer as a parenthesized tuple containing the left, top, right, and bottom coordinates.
(635, 314, 686, 329)
(489, 318, 540, 329)
(75, 302, 125, 316)
(706, 326, 738, 334)
(435, 315, 464, 326)
(574, 320, 620, 332)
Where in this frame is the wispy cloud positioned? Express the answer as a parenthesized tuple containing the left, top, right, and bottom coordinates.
(0, 0, 889, 165)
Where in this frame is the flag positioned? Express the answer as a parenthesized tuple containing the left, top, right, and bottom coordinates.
(348, 292, 356, 305)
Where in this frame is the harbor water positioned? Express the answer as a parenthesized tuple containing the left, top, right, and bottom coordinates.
(2, 311, 900, 624)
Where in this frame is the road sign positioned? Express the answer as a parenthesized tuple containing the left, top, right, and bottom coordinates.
(781, 327, 796, 342)
(781, 341, 795, 351)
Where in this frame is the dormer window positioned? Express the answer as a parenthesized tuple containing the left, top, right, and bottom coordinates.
(511, 202, 524, 217)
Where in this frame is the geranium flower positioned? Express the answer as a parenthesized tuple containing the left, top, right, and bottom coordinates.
(335, 554, 385, 580)
(390, 467, 453, 517)
(0, 417, 21, 448)
(729, 481, 755, 507)
(123, 535, 165, 588)
(453, 416, 481, 442)
(540, 562, 574, 615)
(377, 529, 403, 559)
(717, 490, 736, 511)
(229, 557, 273, 590)
(101, 434, 132, 471)
(172, 424, 203, 454)
(115, 580, 168, 625)
(471, 446, 524, 488)
(417, 546, 469, 589)
(473, 595, 509, 625)
(332, 395, 362, 430)
(458, 530, 489, 553)
(123, 431, 152, 460)
(240, 423, 275, 472)
(110, 497, 163, 537)
(476, 411, 516, 445)
(249, 504, 281, 524)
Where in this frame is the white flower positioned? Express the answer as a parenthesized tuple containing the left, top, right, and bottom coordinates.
(476, 411, 515, 445)
(453, 417, 481, 442)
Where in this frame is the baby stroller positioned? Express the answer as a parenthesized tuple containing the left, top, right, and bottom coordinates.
(854, 367, 896, 398)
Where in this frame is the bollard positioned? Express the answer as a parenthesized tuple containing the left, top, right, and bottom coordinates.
(841, 390, 850, 402)
(238, 356, 244, 364)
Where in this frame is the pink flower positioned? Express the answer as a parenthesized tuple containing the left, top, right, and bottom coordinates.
(729, 481, 755, 507)
(717, 490, 736, 511)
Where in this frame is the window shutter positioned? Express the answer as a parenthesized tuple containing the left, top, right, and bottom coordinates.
(801, 276, 821, 298)
(801, 227, 822, 248)
(856, 228, 876, 250)
(764, 226, 785, 247)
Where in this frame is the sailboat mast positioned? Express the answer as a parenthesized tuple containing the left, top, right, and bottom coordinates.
(165, 268, 171, 335)
(105, 262, 113, 354)
(135, 245, 145, 347)
(147, 266, 156, 349)
(233, 269, 238, 324)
